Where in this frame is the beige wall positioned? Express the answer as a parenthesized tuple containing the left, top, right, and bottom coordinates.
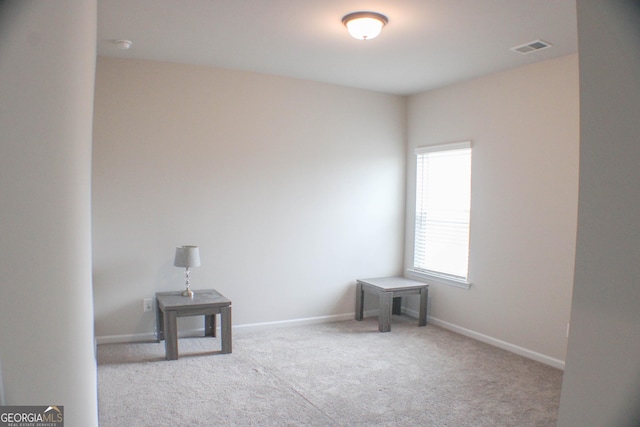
(93, 55, 581, 369)
(558, 1, 640, 426)
(405, 54, 580, 366)
(92, 57, 407, 339)
(0, 1, 98, 425)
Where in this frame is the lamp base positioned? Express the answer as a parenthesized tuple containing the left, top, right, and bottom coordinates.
(182, 288, 194, 297)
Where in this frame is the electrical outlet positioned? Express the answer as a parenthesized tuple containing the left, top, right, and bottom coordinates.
(143, 298, 153, 312)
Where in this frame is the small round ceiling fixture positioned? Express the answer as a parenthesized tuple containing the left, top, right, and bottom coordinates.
(342, 11, 388, 40)
(115, 40, 132, 50)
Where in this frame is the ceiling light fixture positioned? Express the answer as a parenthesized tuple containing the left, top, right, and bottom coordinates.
(115, 39, 132, 50)
(342, 11, 388, 41)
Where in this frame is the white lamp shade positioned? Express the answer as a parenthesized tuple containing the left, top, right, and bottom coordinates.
(174, 245, 201, 268)
(343, 12, 388, 40)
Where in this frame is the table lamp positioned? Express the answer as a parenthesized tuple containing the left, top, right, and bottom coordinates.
(174, 245, 200, 297)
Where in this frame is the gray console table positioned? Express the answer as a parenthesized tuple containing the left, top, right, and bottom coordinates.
(156, 289, 232, 360)
(355, 277, 428, 332)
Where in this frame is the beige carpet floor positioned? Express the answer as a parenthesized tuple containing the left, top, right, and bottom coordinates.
(97, 316, 563, 426)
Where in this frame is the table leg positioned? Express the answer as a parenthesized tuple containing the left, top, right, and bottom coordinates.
(156, 304, 164, 342)
(355, 281, 364, 321)
(392, 297, 402, 315)
(205, 314, 217, 337)
(220, 306, 232, 354)
(164, 311, 178, 360)
(418, 287, 428, 326)
(379, 292, 393, 332)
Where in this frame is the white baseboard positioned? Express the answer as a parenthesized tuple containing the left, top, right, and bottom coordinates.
(402, 307, 565, 370)
(95, 312, 355, 345)
(233, 312, 354, 332)
(96, 332, 157, 345)
(96, 310, 566, 370)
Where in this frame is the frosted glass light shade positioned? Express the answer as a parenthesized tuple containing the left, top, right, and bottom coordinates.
(342, 12, 388, 40)
(174, 245, 201, 268)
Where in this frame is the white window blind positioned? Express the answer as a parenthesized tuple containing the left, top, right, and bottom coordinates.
(413, 142, 472, 282)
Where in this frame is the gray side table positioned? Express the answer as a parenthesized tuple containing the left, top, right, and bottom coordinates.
(156, 289, 232, 360)
(355, 277, 428, 332)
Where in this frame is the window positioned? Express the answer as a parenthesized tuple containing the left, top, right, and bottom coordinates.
(409, 141, 472, 288)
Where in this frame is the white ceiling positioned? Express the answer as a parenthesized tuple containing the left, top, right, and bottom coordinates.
(97, 0, 578, 96)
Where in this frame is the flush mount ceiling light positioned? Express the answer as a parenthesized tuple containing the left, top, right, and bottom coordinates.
(342, 11, 388, 40)
(115, 39, 132, 50)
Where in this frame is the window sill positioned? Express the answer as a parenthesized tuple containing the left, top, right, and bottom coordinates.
(405, 269, 472, 290)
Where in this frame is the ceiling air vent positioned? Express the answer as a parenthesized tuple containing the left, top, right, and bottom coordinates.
(510, 39, 552, 54)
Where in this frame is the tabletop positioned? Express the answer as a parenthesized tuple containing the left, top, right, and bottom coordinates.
(156, 289, 231, 310)
(357, 277, 428, 291)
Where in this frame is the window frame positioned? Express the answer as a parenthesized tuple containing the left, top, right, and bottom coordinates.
(406, 141, 473, 290)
